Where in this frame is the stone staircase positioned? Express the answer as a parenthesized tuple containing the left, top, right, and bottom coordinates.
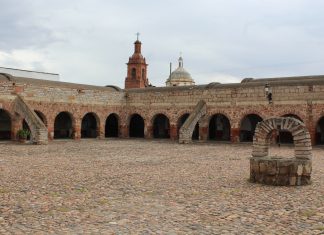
(13, 95, 48, 144)
(179, 100, 207, 144)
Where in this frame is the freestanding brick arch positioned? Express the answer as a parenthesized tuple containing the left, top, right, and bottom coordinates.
(252, 117, 312, 159)
(250, 117, 312, 186)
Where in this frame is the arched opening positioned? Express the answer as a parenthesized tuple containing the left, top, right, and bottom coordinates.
(178, 113, 199, 140)
(208, 114, 231, 141)
(131, 68, 136, 79)
(153, 114, 170, 138)
(278, 114, 303, 144)
(22, 119, 31, 140)
(142, 68, 145, 80)
(129, 114, 144, 138)
(0, 109, 11, 140)
(105, 113, 119, 137)
(54, 112, 74, 139)
(34, 110, 47, 126)
(81, 113, 98, 138)
(316, 116, 324, 145)
(240, 114, 263, 142)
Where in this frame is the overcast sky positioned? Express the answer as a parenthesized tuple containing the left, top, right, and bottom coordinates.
(0, 0, 324, 87)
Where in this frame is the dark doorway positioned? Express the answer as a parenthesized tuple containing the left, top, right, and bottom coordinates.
(22, 119, 31, 140)
(178, 113, 199, 140)
(278, 114, 303, 144)
(129, 114, 144, 138)
(0, 109, 11, 140)
(34, 110, 47, 126)
(240, 114, 263, 142)
(81, 113, 98, 138)
(209, 114, 231, 141)
(153, 114, 170, 138)
(54, 112, 73, 139)
(105, 113, 119, 137)
(316, 116, 324, 145)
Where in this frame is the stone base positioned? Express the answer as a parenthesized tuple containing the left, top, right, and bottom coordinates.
(250, 156, 312, 186)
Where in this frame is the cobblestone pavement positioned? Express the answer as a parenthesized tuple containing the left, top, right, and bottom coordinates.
(0, 139, 323, 234)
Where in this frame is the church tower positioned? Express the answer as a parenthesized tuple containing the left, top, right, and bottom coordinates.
(125, 35, 149, 89)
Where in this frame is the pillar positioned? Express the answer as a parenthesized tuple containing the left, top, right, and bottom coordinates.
(231, 128, 240, 143)
(199, 126, 208, 142)
(119, 124, 127, 138)
(169, 124, 178, 141)
(98, 123, 105, 139)
(145, 125, 153, 139)
(74, 118, 81, 140)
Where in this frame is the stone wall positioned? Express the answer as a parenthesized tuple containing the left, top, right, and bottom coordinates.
(1, 74, 324, 144)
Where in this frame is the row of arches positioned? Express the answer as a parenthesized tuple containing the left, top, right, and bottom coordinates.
(2, 108, 324, 144)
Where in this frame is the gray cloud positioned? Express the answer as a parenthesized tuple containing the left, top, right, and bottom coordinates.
(0, 0, 324, 87)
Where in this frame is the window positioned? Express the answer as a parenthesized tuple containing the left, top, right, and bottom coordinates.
(131, 68, 136, 79)
(142, 69, 145, 80)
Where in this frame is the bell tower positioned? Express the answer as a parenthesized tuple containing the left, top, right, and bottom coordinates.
(125, 33, 149, 89)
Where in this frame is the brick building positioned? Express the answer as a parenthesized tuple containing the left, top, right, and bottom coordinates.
(1, 39, 324, 145)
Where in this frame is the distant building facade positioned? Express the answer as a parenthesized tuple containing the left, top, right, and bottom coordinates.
(0, 67, 59, 81)
(166, 57, 195, 87)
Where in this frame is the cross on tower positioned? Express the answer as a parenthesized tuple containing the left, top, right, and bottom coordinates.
(136, 32, 140, 41)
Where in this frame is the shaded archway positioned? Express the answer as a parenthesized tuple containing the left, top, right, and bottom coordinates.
(22, 119, 31, 140)
(34, 110, 47, 126)
(0, 109, 11, 140)
(54, 112, 74, 139)
(178, 113, 199, 140)
(153, 114, 170, 138)
(81, 113, 98, 138)
(240, 114, 263, 142)
(278, 114, 303, 144)
(105, 113, 119, 137)
(208, 114, 231, 141)
(129, 114, 144, 138)
(316, 116, 324, 145)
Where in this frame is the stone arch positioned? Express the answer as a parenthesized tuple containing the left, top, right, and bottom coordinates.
(54, 111, 75, 139)
(34, 110, 47, 126)
(251, 117, 312, 186)
(129, 113, 144, 138)
(177, 113, 199, 140)
(278, 114, 304, 144)
(240, 113, 263, 142)
(152, 113, 170, 138)
(81, 112, 100, 138)
(315, 116, 324, 145)
(0, 109, 12, 140)
(252, 117, 312, 159)
(105, 113, 119, 137)
(208, 113, 231, 141)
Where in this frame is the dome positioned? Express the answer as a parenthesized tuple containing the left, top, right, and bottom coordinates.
(166, 57, 195, 87)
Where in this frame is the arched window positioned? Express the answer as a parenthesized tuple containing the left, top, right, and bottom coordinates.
(142, 68, 145, 80)
(131, 68, 136, 79)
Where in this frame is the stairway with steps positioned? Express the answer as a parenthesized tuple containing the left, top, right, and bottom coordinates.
(179, 100, 207, 144)
(13, 95, 48, 144)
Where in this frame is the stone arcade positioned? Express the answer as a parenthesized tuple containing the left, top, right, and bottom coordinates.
(1, 39, 324, 145)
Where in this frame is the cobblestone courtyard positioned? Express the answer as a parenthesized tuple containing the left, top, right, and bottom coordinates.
(0, 140, 323, 234)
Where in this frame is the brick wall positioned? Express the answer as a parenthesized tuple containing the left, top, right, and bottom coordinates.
(1, 75, 324, 145)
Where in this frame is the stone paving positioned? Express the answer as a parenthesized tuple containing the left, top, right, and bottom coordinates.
(0, 139, 323, 234)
